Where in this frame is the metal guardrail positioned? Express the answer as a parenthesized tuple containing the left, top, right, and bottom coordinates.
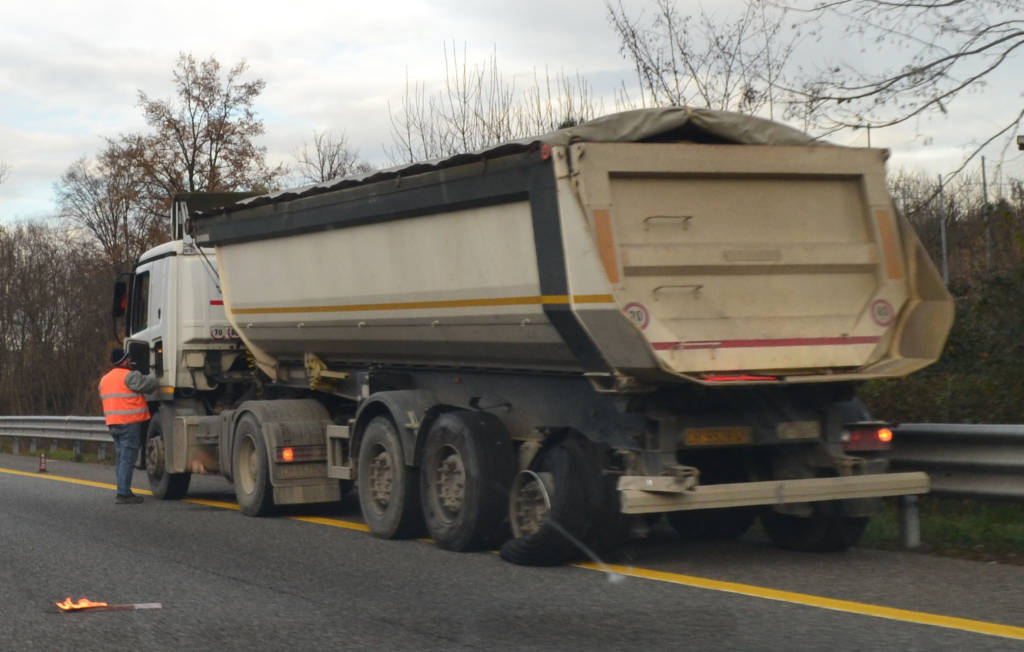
(1, 418, 1020, 500)
(891, 423, 1024, 501)
(1, 417, 1019, 548)
(0, 416, 108, 458)
(0, 416, 107, 441)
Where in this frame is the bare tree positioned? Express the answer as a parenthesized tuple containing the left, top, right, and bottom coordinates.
(779, 0, 1024, 174)
(55, 140, 164, 270)
(607, 0, 800, 116)
(386, 44, 606, 164)
(55, 53, 284, 270)
(135, 53, 285, 199)
(292, 131, 373, 184)
(0, 223, 111, 415)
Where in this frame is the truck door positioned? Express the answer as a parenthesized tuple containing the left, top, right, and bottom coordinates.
(127, 258, 169, 382)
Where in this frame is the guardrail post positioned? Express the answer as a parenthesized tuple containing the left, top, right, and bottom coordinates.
(30, 438, 37, 453)
(900, 495, 921, 549)
(11, 437, 18, 454)
(97, 443, 107, 462)
(50, 439, 58, 453)
(73, 440, 82, 462)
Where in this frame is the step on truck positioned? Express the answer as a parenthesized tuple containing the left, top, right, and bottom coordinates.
(112, 107, 953, 565)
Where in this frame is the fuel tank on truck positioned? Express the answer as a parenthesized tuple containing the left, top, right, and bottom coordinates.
(188, 107, 953, 386)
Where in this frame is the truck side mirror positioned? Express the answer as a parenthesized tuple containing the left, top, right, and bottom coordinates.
(127, 340, 151, 375)
(112, 279, 128, 318)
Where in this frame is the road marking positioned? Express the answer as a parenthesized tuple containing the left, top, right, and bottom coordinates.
(4, 464, 1021, 640)
(0, 466, 367, 533)
(573, 561, 1024, 641)
(0, 467, 144, 493)
(289, 515, 370, 532)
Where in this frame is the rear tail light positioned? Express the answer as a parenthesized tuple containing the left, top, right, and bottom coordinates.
(841, 424, 894, 451)
(274, 445, 326, 463)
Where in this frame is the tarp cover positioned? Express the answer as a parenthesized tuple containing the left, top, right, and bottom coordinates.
(199, 107, 821, 215)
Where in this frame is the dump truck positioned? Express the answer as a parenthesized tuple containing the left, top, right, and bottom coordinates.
(112, 107, 953, 565)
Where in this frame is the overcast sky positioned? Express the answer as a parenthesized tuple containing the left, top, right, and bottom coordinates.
(2, 0, 1021, 222)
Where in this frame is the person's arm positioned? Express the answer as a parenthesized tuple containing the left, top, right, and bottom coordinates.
(124, 370, 159, 395)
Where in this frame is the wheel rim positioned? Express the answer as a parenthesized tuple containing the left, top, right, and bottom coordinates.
(367, 444, 394, 512)
(509, 470, 552, 538)
(146, 436, 164, 477)
(430, 444, 466, 521)
(238, 435, 257, 495)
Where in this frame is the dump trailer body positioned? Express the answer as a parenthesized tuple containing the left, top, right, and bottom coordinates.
(190, 108, 952, 385)
(146, 108, 953, 561)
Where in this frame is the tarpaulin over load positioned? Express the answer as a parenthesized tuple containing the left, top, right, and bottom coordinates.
(189, 108, 820, 218)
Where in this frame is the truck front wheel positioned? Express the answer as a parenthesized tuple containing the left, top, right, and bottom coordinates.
(357, 415, 424, 539)
(232, 413, 274, 516)
(146, 416, 191, 499)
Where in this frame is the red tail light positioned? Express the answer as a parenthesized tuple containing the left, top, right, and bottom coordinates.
(274, 445, 326, 463)
(841, 425, 894, 451)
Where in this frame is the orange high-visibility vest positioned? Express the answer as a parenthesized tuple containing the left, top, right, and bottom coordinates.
(99, 367, 151, 426)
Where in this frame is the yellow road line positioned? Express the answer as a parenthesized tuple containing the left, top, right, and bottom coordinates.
(573, 561, 1024, 641)
(5, 465, 1021, 640)
(290, 515, 370, 532)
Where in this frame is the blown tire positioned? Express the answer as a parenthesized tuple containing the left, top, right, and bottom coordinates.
(500, 437, 602, 566)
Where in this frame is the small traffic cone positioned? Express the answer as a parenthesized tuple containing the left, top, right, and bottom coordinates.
(39, 452, 47, 473)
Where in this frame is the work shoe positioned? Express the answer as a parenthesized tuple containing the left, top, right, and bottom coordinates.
(115, 494, 144, 504)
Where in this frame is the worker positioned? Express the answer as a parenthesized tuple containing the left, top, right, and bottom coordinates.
(99, 348, 158, 504)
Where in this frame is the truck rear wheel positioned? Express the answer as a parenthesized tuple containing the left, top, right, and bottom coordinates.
(761, 502, 868, 552)
(419, 411, 515, 551)
(146, 416, 191, 500)
(233, 413, 274, 516)
(357, 415, 424, 539)
(500, 437, 597, 566)
(667, 507, 758, 541)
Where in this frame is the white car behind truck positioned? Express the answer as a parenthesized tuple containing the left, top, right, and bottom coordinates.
(112, 108, 953, 565)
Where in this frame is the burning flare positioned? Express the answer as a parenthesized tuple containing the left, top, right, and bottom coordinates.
(56, 597, 109, 611)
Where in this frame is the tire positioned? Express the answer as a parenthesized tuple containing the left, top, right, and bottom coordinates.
(146, 416, 191, 500)
(667, 507, 757, 541)
(232, 413, 274, 517)
(357, 415, 424, 539)
(500, 437, 601, 566)
(419, 411, 515, 551)
(761, 502, 869, 552)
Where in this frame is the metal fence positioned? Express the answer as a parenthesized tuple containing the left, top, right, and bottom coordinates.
(2, 417, 1021, 548)
(2, 417, 1020, 499)
(0, 416, 109, 459)
(891, 423, 1024, 501)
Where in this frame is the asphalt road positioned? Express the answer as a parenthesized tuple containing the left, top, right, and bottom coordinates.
(2, 452, 1022, 651)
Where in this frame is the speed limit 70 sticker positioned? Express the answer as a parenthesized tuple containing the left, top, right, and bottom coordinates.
(210, 326, 240, 340)
(623, 302, 650, 330)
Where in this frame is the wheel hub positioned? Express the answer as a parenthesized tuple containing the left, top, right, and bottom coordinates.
(146, 436, 164, 476)
(368, 447, 394, 508)
(434, 445, 465, 516)
(509, 470, 553, 538)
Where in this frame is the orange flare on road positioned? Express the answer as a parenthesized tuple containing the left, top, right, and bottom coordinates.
(56, 597, 109, 611)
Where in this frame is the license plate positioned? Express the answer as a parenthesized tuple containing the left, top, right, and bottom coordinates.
(683, 427, 753, 446)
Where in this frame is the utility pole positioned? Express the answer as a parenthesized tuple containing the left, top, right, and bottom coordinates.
(981, 156, 991, 271)
(938, 174, 948, 284)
